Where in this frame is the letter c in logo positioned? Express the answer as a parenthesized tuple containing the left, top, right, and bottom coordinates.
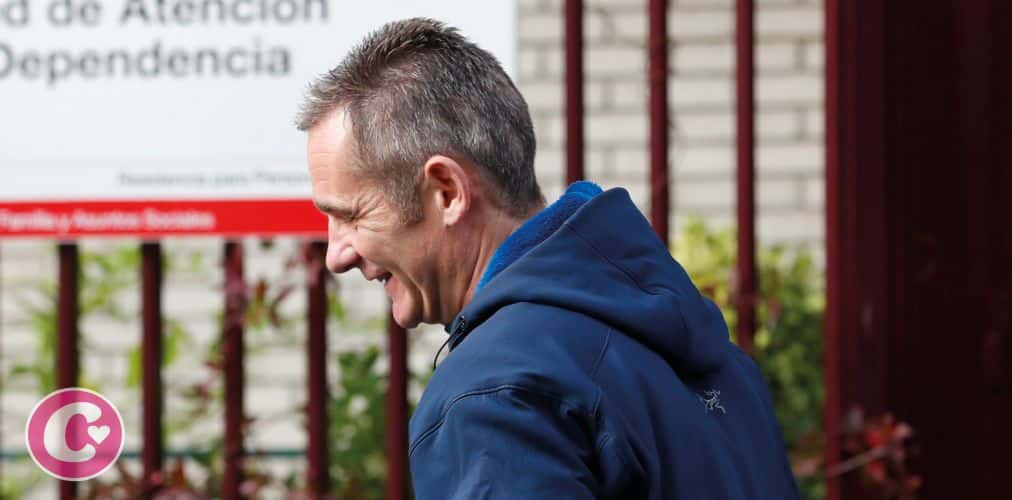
(43, 402, 100, 462)
(26, 388, 124, 481)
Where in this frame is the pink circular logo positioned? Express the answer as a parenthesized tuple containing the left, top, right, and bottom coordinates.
(24, 388, 124, 481)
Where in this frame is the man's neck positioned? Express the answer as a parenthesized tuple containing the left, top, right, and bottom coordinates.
(452, 204, 541, 322)
(462, 211, 520, 307)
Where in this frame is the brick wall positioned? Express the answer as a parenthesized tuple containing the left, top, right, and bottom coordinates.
(520, 0, 824, 249)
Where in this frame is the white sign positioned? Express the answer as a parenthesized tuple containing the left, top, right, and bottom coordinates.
(0, 0, 517, 236)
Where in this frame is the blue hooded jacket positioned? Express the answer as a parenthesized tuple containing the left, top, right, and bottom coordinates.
(408, 183, 801, 499)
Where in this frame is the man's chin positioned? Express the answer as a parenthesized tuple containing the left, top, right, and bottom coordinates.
(390, 302, 421, 329)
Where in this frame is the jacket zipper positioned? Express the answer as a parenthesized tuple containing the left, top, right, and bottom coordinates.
(432, 315, 467, 370)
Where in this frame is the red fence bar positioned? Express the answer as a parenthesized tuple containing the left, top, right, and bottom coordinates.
(141, 242, 164, 499)
(648, 0, 670, 242)
(735, 0, 757, 355)
(823, 0, 842, 498)
(222, 241, 246, 500)
(56, 243, 79, 500)
(385, 311, 408, 500)
(564, 0, 585, 184)
(305, 241, 330, 497)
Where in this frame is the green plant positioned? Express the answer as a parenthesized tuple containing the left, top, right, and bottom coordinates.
(8, 245, 146, 393)
(671, 216, 825, 499)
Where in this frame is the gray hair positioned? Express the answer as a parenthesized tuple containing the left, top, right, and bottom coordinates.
(296, 17, 544, 224)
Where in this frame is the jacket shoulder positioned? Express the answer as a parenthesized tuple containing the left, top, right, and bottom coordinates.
(409, 302, 611, 447)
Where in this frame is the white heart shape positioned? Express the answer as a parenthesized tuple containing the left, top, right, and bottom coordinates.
(88, 425, 110, 444)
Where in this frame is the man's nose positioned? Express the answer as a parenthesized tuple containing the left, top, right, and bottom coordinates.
(326, 242, 360, 274)
(325, 220, 360, 274)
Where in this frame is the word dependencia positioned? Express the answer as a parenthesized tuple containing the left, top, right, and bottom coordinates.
(0, 0, 330, 86)
(0, 39, 291, 85)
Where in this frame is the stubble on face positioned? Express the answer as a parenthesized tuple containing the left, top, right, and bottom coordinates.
(306, 110, 446, 329)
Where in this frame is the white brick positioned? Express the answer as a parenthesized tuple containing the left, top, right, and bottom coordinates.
(802, 39, 824, 70)
(675, 178, 735, 210)
(671, 77, 734, 107)
(248, 384, 301, 415)
(521, 14, 563, 43)
(673, 110, 801, 142)
(613, 148, 649, 175)
(587, 47, 646, 76)
(677, 0, 733, 7)
(542, 47, 564, 77)
(805, 108, 824, 137)
(248, 348, 305, 384)
(757, 177, 804, 209)
(675, 113, 732, 142)
(587, 80, 610, 110)
(162, 281, 222, 318)
(757, 143, 822, 172)
(757, 6, 823, 37)
(670, 10, 733, 39)
(612, 80, 648, 109)
(83, 316, 140, 351)
(587, 11, 648, 43)
(0, 326, 35, 356)
(758, 212, 824, 244)
(588, 113, 648, 144)
(522, 81, 564, 109)
(586, 149, 615, 181)
(0, 288, 34, 324)
(0, 240, 54, 259)
(248, 416, 304, 449)
(0, 244, 56, 284)
(803, 176, 825, 207)
(674, 43, 734, 73)
(520, 48, 543, 80)
(757, 74, 823, 103)
(674, 144, 734, 175)
(532, 114, 565, 146)
(587, 0, 643, 10)
(757, 0, 808, 6)
(543, 0, 563, 9)
(519, 0, 545, 14)
(534, 149, 564, 184)
(757, 42, 798, 72)
(758, 110, 804, 139)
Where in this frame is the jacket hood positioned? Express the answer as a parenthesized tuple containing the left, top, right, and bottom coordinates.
(446, 187, 731, 375)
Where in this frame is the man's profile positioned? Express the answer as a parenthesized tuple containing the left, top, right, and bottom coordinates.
(297, 17, 800, 500)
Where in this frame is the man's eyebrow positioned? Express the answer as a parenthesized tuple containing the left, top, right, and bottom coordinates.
(313, 200, 356, 220)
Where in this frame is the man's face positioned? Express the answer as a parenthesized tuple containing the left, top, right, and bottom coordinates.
(306, 110, 441, 328)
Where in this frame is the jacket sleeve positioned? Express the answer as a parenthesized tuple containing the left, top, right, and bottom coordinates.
(408, 386, 599, 500)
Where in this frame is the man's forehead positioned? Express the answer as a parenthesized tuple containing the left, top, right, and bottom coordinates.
(306, 108, 353, 155)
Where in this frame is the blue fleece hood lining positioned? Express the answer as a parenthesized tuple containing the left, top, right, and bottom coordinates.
(477, 181, 603, 291)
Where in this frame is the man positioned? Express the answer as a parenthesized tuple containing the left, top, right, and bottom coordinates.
(297, 18, 800, 500)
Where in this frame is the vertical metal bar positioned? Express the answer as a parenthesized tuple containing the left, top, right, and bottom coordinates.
(306, 241, 330, 498)
(648, 0, 670, 242)
(565, 0, 585, 184)
(222, 240, 245, 500)
(141, 242, 164, 499)
(823, 0, 842, 498)
(735, 0, 757, 356)
(385, 311, 408, 500)
(56, 243, 79, 500)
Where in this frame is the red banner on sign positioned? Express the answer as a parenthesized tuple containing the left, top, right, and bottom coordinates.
(0, 199, 327, 238)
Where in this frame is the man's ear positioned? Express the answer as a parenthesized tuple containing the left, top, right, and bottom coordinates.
(421, 155, 471, 226)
